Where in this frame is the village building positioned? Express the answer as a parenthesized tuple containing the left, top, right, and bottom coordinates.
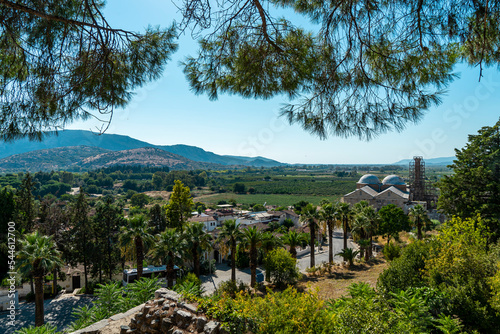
(188, 213, 218, 232)
(341, 174, 418, 212)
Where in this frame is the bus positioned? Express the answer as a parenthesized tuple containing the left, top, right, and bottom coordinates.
(122, 265, 182, 286)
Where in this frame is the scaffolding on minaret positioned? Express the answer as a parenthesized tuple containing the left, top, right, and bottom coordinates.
(408, 156, 438, 209)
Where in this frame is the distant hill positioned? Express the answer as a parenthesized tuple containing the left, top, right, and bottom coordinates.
(392, 156, 455, 166)
(0, 146, 110, 173)
(78, 147, 221, 170)
(0, 146, 222, 173)
(0, 130, 284, 167)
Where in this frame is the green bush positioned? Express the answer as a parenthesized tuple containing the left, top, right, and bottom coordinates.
(233, 287, 328, 334)
(79, 281, 99, 294)
(200, 258, 216, 275)
(25, 291, 35, 302)
(382, 242, 401, 261)
(216, 279, 248, 298)
(14, 324, 60, 334)
(69, 277, 160, 331)
(377, 241, 431, 295)
(174, 272, 205, 299)
(235, 244, 250, 269)
(265, 248, 301, 287)
(335, 248, 359, 266)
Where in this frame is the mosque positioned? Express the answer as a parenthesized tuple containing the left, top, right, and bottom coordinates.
(341, 174, 415, 212)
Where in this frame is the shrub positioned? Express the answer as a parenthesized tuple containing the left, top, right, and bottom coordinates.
(130, 193, 150, 208)
(200, 258, 216, 275)
(174, 273, 205, 299)
(377, 241, 431, 295)
(235, 244, 250, 269)
(25, 291, 35, 302)
(215, 279, 248, 298)
(424, 216, 499, 332)
(79, 281, 99, 294)
(232, 287, 329, 334)
(383, 242, 401, 261)
(14, 324, 60, 334)
(126, 276, 161, 305)
(336, 248, 360, 266)
(69, 277, 160, 331)
(265, 248, 301, 287)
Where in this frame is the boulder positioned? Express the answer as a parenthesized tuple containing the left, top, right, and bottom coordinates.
(204, 321, 220, 334)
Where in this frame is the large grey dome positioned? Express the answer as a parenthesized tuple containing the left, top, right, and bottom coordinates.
(382, 174, 405, 185)
(358, 174, 381, 185)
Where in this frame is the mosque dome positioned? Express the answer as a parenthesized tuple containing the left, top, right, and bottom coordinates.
(358, 174, 381, 185)
(382, 174, 405, 185)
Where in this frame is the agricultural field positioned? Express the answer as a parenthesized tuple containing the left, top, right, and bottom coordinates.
(194, 193, 341, 207)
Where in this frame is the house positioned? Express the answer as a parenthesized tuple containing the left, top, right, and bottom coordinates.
(188, 214, 218, 232)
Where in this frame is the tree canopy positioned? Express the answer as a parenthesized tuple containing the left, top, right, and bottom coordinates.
(0, 0, 177, 141)
(3, 1, 500, 140)
(437, 118, 500, 239)
(179, 0, 492, 139)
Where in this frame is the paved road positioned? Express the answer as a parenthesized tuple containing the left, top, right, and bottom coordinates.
(297, 229, 356, 271)
(0, 295, 95, 334)
(1, 230, 355, 332)
(200, 228, 356, 294)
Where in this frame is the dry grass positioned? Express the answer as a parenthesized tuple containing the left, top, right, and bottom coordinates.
(296, 256, 389, 300)
(142, 190, 171, 201)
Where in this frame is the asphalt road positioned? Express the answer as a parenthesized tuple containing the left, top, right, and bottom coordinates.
(200, 228, 355, 294)
(0, 295, 96, 334)
(1, 229, 355, 332)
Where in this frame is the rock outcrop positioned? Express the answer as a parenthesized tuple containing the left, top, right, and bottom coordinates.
(71, 289, 224, 334)
(122, 288, 222, 334)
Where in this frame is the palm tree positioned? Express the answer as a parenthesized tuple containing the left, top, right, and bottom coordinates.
(409, 204, 429, 240)
(351, 205, 379, 260)
(300, 203, 320, 268)
(337, 202, 353, 251)
(150, 229, 186, 287)
(351, 213, 369, 260)
(119, 215, 155, 280)
(320, 202, 340, 264)
(362, 206, 380, 258)
(218, 219, 243, 282)
(281, 230, 308, 259)
(335, 248, 360, 266)
(183, 222, 212, 277)
(241, 226, 263, 286)
(16, 231, 63, 327)
(261, 231, 282, 282)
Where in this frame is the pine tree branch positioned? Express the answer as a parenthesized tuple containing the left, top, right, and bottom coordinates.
(0, 0, 138, 37)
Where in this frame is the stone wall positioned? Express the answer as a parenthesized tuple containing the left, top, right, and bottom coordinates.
(121, 288, 224, 334)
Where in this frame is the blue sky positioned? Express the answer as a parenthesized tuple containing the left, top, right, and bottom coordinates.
(67, 0, 500, 164)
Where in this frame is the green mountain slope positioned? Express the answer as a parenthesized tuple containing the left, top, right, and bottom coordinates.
(0, 146, 110, 173)
(0, 146, 222, 173)
(0, 130, 284, 167)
